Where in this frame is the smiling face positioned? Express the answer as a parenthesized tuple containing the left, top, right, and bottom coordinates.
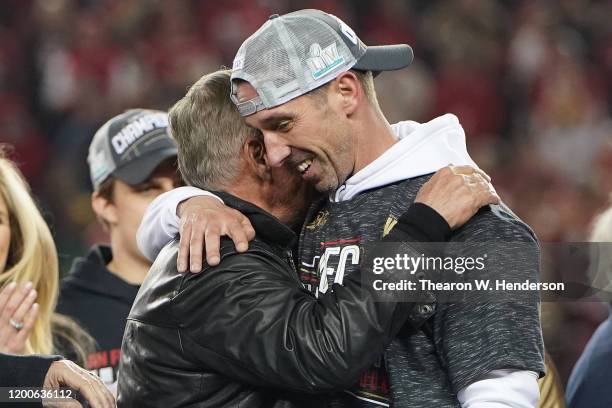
(243, 134, 316, 227)
(237, 81, 355, 193)
(0, 193, 10, 273)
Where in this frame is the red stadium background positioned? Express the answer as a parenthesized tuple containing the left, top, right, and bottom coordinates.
(1, 0, 611, 387)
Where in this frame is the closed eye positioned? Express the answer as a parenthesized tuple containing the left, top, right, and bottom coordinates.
(133, 182, 160, 193)
(276, 120, 292, 132)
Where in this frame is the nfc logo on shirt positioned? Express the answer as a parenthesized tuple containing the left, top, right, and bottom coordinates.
(317, 245, 360, 294)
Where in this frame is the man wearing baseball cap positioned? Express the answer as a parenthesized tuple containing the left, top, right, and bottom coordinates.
(140, 9, 545, 407)
(56, 109, 182, 388)
(232, 9, 544, 408)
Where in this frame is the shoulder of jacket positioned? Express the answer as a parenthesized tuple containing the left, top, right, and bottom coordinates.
(452, 204, 538, 244)
(153, 239, 286, 275)
(218, 237, 284, 259)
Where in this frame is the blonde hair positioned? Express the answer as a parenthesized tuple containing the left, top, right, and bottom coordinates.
(0, 152, 58, 354)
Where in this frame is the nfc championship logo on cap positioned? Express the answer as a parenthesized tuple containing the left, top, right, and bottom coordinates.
(88, 109, 177, 190)
(110, 112, 168, 155)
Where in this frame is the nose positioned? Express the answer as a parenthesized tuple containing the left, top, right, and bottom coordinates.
(263, 132, 291, 167)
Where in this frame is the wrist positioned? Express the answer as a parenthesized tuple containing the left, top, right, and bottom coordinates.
(397, 202, 452, 242)
(175, 191, 224, 218)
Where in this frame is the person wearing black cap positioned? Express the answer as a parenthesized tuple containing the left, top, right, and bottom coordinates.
(56, 109, 182, 389)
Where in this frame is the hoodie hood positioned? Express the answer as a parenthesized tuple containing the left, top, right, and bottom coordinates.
(332, 114, 478, 202)
(61, 245, 139, 304)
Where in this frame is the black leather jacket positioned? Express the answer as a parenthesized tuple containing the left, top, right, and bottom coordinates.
(118, 194, 444, 407)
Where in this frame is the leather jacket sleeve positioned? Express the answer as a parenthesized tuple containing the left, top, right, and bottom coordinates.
(174, 241, 422, 393)
(0, 353, 62, 387)
(142, 202, 446, 393)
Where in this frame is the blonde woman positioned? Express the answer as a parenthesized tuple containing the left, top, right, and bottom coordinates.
(0, 150, 94, 363)
(0, 152, 57, 355)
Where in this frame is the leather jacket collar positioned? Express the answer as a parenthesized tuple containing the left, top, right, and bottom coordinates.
(213, 191, 297, 249)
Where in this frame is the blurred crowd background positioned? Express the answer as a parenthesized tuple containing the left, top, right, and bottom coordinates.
(1, 0, 611, 387)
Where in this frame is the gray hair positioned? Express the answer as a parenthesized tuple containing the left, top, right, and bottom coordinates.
(168, 70, 256, 190)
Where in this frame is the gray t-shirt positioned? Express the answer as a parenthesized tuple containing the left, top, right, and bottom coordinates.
(298, 175, 545, 408)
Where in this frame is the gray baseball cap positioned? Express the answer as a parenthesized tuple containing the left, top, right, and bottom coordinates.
(87, 109, 178, 190)
(230, 9, 414, 116)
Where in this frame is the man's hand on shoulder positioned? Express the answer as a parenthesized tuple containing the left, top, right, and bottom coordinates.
(415, 165, 499, 230)
(177, 196, 255, 272)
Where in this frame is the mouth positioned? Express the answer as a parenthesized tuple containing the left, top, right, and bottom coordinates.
(296, 158, 313, 175)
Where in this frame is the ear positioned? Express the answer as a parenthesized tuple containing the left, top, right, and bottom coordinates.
(91, 192, 118, 226)
(243, 138, 270, 181)
(333, 71, 361, 116)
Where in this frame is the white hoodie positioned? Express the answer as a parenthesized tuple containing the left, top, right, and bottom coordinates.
(333, 113, 478, 202)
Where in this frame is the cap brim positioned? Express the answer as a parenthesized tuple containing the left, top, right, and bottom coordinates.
(353, 44, 414, 74)
(113, 147, 178, 186)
